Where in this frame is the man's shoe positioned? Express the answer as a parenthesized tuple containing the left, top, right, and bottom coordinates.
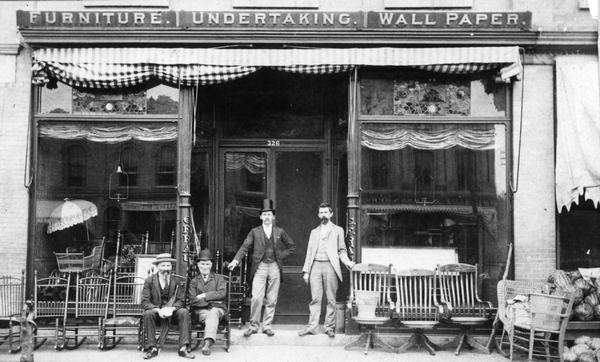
(143, 347, 158, 359)
(201, 339, 214, 356)
(263, 329, 275, 337)
(243, 328, 258, 337)
(178, 348, 195, 359)
(297, 329, 315, 337)
(325, 329, 335, 338)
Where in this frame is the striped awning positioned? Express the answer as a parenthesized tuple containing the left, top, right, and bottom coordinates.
(32, 46, 522, 89)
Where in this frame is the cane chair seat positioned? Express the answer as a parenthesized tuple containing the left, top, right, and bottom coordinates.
(450, 316, 489, 324)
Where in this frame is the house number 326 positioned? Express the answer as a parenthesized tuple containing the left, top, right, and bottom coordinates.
(267, 140, 280, 146)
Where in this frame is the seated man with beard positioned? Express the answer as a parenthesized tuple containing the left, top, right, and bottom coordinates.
(141, 253, 194, 359)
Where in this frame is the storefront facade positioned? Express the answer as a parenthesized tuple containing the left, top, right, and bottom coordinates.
(0, 0, 598, 323)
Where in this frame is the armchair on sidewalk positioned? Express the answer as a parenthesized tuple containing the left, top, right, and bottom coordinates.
(392, 268, 444, 356)
(436, 263, 494, 355)
(0, 271, 25, 353)
(344, 263, 394, 355)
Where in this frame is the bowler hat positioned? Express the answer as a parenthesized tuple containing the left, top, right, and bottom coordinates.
(260, 199, 275, 214)
(196, 249, 213, 262)
(152, 253, 176, 265)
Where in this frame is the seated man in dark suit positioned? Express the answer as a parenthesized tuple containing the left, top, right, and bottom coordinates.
(141, 253, 194, 359)
(187, 249, 228, 356)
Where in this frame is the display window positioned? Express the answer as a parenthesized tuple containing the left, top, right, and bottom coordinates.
(358, 70, 511, 301)
(33, 84, 180, 277)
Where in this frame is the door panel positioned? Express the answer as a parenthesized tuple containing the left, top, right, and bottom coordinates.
(274, 151, 324, 320)
(219, 148, 326, 322)
(222, 151, 267, 261)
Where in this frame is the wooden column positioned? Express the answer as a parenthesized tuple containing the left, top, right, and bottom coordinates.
(176, 87, 194, 276)
(347, 68, 361, 262)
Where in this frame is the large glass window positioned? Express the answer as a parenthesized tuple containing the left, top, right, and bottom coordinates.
(358, 71, 510, 302)
(33, 84, 179, 277)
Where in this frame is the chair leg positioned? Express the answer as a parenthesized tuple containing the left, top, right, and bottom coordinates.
(344, 332, 370, 351)
(364, 330, 372, 355)
(528, 329, 535, 361)
(509, 330, 515, 361)
(396, 333, 417, 353)
(465, 334, 491, 354)
(370, 333, 396, 354)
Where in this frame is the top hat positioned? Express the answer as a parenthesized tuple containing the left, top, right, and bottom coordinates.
(196, 249, 213, 262)
(260, 199, 275, 214)
(152, 253, 177, 265)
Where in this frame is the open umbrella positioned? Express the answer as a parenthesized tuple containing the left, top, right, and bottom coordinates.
(47, 198, 98, 236)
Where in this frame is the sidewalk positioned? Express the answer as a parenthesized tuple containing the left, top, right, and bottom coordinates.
(3, 325, 513, 362)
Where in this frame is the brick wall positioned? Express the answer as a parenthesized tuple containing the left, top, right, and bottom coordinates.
(512, 64, 557, 282)
(0, 48, 31, 279)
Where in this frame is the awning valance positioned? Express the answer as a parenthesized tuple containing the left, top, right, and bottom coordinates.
(32, 46, 522, 89)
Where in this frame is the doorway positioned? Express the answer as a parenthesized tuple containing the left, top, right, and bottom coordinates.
(219, 147, 327, 322)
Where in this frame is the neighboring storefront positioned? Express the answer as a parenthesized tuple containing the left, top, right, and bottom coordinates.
(1, 1, 597, 324)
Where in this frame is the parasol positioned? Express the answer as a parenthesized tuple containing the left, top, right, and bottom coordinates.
(47, 198, 98, 235)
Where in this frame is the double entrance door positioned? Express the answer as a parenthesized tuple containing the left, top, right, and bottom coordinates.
(218, 145, 329, 322)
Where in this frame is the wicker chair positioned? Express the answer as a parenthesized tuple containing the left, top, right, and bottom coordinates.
(0, 271, 25, 353)
(392, 268, 444, 356)
(494, 279, 547, 357)
(344, 263, 394, 355)
(505, 292, 574, 361)
(436, 263, 494, 355)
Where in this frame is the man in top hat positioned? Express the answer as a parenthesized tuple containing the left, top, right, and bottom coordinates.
(298, 202, 355, 338)
(187, 249, 227, 356)
(141, 253, 194, 359)
(228, 199, 295, 337)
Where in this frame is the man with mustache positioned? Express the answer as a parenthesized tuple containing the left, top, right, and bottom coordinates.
(298, 202, 355, 338)
(228, 199, 295, 337)
(141, 253, 194, 359)
(187, 249, 227, 356)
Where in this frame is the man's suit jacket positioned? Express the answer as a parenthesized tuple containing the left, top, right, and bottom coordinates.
(187, 272, 228, 313)
(141, 273, 184, 311)
(233, 225, 295, 279)
(302, 223, 351, 281)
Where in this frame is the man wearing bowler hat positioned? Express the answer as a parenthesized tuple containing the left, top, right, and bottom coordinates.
(141, 253, 194, 359)
(187, 249, 227, 356)
(228, 199, 295, 337)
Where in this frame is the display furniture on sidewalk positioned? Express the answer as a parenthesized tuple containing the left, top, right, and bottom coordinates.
(436, 263, 494, 355)
(100, 275, 145, 350)
(504, 292, 574, 361)
(0, 271, 25, 353)
(392, 268, 444, 355)
(60, 275, 111, 350)
(344, 263, 394, 355)
(494, 279, 546, 357)
(33, 271, 71, 350)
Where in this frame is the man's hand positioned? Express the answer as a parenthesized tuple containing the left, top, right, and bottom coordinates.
(196, 293, 206, 300)
(227, 260, 239, 270)
(157, 307, 174, 319)
(346, 261, 356, 270)
(302, 273, 309, 285)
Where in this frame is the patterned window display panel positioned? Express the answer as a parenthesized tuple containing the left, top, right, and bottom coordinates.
(73, 90, 147, 114)
(393, 79, 470, 116)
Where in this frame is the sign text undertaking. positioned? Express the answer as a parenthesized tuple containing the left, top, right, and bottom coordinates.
(17, 10, 531, 30)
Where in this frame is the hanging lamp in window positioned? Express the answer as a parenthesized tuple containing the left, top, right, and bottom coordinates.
(108, 163, 129, 201)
